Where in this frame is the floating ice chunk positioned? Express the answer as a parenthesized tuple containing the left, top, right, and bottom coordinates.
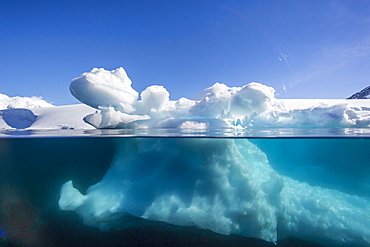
(70, 68, 139, 112)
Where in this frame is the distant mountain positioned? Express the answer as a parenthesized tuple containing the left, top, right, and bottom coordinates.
(347, 86, 370, 99)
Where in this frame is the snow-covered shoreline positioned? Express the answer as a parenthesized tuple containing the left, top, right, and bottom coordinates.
(0, 104, 96, 130)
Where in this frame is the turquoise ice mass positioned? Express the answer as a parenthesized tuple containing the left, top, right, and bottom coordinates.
(1, 67, 370, 246)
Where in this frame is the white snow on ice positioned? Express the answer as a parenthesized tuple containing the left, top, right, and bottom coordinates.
(69, 67, 370, 129)
(0, 93, 54, 110)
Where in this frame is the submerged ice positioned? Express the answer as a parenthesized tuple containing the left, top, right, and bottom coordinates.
(70, 67, 370, 129)
(59, 138, 370, 246)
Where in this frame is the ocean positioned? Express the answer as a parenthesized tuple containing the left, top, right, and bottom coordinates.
(0, 129, 369, 247)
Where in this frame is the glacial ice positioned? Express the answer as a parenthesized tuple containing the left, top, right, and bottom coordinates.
(70, 67, 370, 129)
(0, 94, 54, 129)
(0, 93, 54, 110)
(59, 138, 370, 246)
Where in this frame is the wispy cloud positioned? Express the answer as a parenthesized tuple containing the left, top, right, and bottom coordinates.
(283, 36, 370, 93)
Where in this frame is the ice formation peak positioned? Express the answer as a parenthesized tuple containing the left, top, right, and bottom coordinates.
(70, 67, 370, 129)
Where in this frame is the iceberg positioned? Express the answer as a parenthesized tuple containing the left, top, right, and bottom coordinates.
(56, 67, 370, 246)
(70, 67, 370, 129)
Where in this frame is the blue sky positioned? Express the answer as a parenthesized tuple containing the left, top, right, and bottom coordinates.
(1, 0, 370, 105)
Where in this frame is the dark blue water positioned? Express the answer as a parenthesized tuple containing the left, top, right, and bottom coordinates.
(0, 129, 369, 247)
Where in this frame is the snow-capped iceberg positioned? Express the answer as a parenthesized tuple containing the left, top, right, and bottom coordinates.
(70, 67, 370, 129)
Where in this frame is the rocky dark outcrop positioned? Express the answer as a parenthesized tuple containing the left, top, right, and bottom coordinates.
(347, 86, 370, 99)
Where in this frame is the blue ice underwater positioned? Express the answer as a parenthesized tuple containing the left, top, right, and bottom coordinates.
(58, 137, 370, 246)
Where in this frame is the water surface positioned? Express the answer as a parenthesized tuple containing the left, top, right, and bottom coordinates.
(0, 128, 369, 246)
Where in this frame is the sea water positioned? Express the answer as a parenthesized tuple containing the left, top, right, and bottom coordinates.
(0, 129, 369, 247)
